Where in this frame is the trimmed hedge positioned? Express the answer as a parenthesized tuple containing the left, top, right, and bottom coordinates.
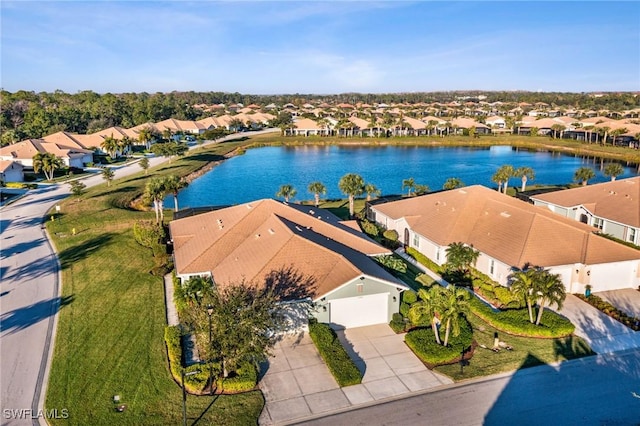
(404, 317, 473, 366)
(575, 294, 640, 331)
(309, 322, 362, 386)
(402, 290, 418, 304)
(469, 296, 574, 338)
(164, 326, 210, 392)
(406, 247, 443, 275)
(217, 364, 258, 393)
(389, 312, 407, 334)
(4, 182, 37, 189)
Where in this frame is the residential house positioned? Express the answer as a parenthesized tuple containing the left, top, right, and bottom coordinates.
(0, 139, 92, 169)
(530, 177, 640, 245)
(369, 185, 640, 294)
(169, 199, 407, 329)
(0, 160, 24, 183)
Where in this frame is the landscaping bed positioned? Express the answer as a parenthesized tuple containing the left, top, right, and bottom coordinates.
(575, 293, 640, 331)
(404, 318, 474, 368)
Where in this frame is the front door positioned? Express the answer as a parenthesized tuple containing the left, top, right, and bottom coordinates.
(404, 228, 410, 247)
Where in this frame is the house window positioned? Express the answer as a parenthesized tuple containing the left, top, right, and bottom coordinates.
(593, 218, 604, 231)
(413, 233, 420, 248)
(628, 228, 637, 244)
(356, 283, 364, 293)
(489, 260, 495, 276)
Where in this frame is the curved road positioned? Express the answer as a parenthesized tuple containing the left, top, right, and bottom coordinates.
(0, 130, 275, 425)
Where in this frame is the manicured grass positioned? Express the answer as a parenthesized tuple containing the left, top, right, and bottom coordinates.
(45, 140, 264, 425)
(381, 254, 435, 290)
(434, 313, 594, 381)
(317, 198, 367, 220)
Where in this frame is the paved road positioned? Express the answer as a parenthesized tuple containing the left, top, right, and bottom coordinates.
(297, 348, 640, 426)
(0, 130, 274, 425)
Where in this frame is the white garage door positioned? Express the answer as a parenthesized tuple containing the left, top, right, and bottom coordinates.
(329, 292, 389, 328)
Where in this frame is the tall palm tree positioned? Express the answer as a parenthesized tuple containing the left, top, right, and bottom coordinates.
(101, 167, 115, 187)
(100, 135, 119, 159)
(609, 128, 627, 146)
(138, 126, 154, 150)
(368, 115, 378, 137)
(533, 269, 566, 326)
(550, 124, 566, 139)
(493, 165, 514, 194)
(443, 177, 464, 190)
(514, 166, 535, 191)
(408, 286, 446, 344)
(445, 242, 480, 276)
(32, 152, 63, 181)
(402, 177, 416, 197)
(144, 176, 168, 224)
(440, 285, 470, 347)
(509, 268, 538, 323)
(338, 173, 365, 217)
(118, 137, 133, 156)
(164, 174, 187, 212)
(603, 163, 624, 181)
(573, 167, 596, 186)
(276, 184, 297, 202)
(307, 181, 326, 207)
(364, 183, 381, 201)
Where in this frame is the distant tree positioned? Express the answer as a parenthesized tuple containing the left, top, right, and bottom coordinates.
(414, 184, 430, 196)
(550, 124, 566, 139)
(529, 126, 539, 137)
(164, 174, 188, 211)
(100, 135, 119, 158)
(139, 157, 150, 175)
(150, 141, 188, 163)
(364, 183, 381, 201)
(101, 167, 115, 187)
(144, 176, 168, 223)
(307, 181, 326, 207)
(138, 126, 154, 150)
(603, 163, 624, 181)
(443, 178, 464, 190)
(609, 128, 627, 146)
(32, 152, 63, 181)
(338, 173, 365, 217)
(402, 177, 416, 196)
(573, 167, 596, 186)
(492, 164, 514, 194)
(276, 184, 297, 202)
(514, 166, 535, 191)
(69, 180, 86, 197)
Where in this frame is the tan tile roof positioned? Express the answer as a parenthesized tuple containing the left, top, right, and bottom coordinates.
(451, 117, 489, 129)
(372, 185, 640, 268)
(531, 177, 640, 228)
(294, 118, 321, 130)
(91, 127, 130, 140)
(170, 199, 398, 299)
(42, 132, 87, 150)
(0, 139, 46, 159)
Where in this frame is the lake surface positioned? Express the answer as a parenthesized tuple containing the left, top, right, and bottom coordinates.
(168, 145, 639, 208)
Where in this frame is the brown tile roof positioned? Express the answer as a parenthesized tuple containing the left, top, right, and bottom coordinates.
(531, 177, 640, 228)
(170, 199, 399, 299)
(372, 185, 640, 268)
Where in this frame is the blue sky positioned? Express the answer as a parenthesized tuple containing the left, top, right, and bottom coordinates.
(1, 1, 639, 94)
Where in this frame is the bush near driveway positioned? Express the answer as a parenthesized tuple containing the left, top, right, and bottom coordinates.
(309, 321, 362, 386)
(469, 296, 574, 338)
(575, 294, 640, 331)
(405, 317, 474, 367)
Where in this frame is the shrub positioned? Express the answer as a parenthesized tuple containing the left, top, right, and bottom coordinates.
(217, 363, 258, 393)
(494, 286, 519, 308)
(469, 296, 574, 338)
(399, 302, 410, 318)
(5, 182, 37, 189)
(309, 322, 362, 386)
(405, 247, 443, 275)
(575, 294, 640, 331)
(359, 220, 380, 237)
(133, 220, 165, 248)
(402, 290, 418, 304)
(405, 317, 473, 367)
(389, 313, 406, 334)
(383, 229, 399, 241)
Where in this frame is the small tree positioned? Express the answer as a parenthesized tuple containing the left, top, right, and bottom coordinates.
(439, 285, 470, 347)
(101, 167, 115, 187)
(308, 181, 327, 207)
(514, 166, 535, 191)
(69, 180, 86, 197)
(164, 174, 187, 212)
(338, 173, 365, 217)
(33, 152, 63, 181)
(276, 184, 297, 202)
(443, 178, 464, 190)
(408, 286, 446, 344)
(144, 176, 168, 224)
(603, 163, 624, 181)
(402, 177, 416, 196)
(364, 183, 381, 201)
(139, 157, 150, 175)
(573, 167, 596, 186)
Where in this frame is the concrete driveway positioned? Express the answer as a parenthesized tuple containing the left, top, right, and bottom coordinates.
(258, 325, 452, 425)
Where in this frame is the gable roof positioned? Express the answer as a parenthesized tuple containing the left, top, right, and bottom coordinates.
(531, 177, 640, 228)
(372, 185, 640, 268)
(170, 199, 400, 299)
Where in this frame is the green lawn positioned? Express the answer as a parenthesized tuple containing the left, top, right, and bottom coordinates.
(317, 198, 367, 220)
(45, 140, 264, 425)
(434, 312, 595, 381)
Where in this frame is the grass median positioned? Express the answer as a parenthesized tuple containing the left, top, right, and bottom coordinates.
(44, 139, 264, 425)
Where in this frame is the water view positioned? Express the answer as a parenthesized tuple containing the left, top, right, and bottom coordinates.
(170, 145, 639, 208)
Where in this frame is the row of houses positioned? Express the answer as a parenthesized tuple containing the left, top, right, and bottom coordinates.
(168, 177, 640, 330)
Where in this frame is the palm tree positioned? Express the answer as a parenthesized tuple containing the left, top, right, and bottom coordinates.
(32, 152, 63, 181)
(603, 163, 624, 181)
(440, 285, 470, 347)
(100, 135, 119, 158)
(182, 276, 213, 306)
(573, 167, 596, 186)
(138, 126, 154, 150)
(445, 242, 480, 276)
(368, 115, 378, 137)
(118, 137, 133, 157)
(364, 183, 381, 201)
(144, 176, 168, 224)
(414, 184, 430, 196)
(493, 165, 514, 194)
(509, 268, 538, 323)
(338, 173, 365, 218)
(402, 177, 416, 197)
(308, 181, 326, 207)
(101, 167, 115, 187)
(408, 286, 446, 344)
(550, 124, 566, 139)
(609, 128, 627, 146)
(139, 157, 150, 175)
(443, 177, 464, 190)
(514, 167, 535, 191)
(276, 184, 297, 202)
(533, 269, 566, 326)
(164, 174, 187, 212)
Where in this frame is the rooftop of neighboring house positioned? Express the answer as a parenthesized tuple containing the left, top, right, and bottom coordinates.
(372, 185, 640, 268)
(531, 176, 640, 228)
(169, 199, 399, 299)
